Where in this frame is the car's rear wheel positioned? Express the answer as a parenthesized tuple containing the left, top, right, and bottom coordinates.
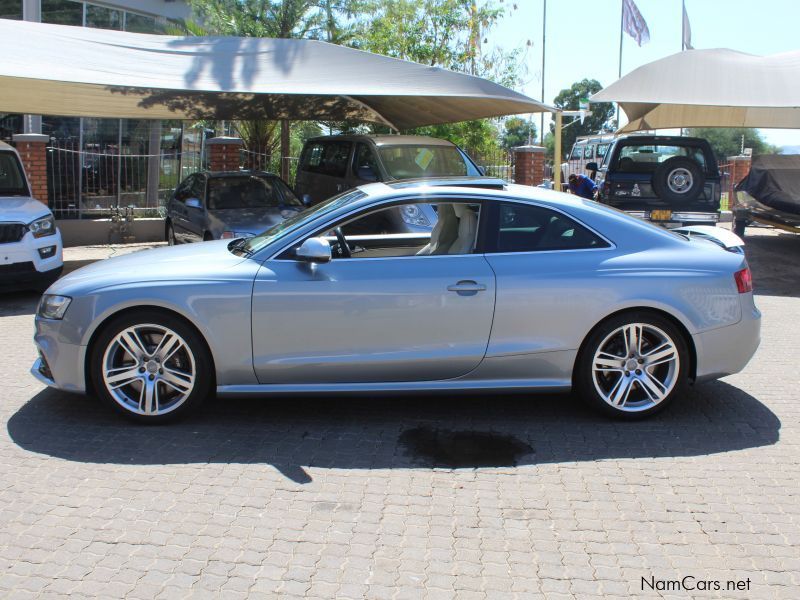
(575, 312, 689, 419)
(90, 311, 212, 423)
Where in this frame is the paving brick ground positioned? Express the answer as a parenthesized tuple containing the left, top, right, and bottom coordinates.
(1, 227, 799, 599)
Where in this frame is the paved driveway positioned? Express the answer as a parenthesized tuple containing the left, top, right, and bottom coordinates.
(1, 229, 799, 599)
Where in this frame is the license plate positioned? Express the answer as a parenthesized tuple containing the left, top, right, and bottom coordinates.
(650, 209, 672, 221)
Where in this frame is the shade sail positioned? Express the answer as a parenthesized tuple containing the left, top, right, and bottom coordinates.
(0, 19, 551, 129)
(591, 48, 800, 132)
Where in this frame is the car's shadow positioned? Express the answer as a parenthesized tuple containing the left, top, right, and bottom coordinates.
(0, 291, 41, 317)
(8, 381, 779, 484)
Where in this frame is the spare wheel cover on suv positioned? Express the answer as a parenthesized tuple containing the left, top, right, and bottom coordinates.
(652, 156, 705, 202)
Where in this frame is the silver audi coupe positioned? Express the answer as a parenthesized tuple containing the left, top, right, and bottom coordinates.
(31, 179, 761, 423)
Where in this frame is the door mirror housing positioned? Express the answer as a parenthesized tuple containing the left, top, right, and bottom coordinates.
(295, 237, 332, 264)
(585, 162, 599, 172)
(301, 193, 312, 206)
(185, 197, 203, 209)
(357, 165, 378, 182)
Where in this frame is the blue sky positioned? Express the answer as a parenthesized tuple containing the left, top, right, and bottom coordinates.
(492, 0, 799, 147)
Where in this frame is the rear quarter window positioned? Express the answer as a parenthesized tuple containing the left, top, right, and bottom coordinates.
(300, 141, 352, 178)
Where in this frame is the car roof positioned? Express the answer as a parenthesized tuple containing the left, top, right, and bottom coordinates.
(615, 135, 707, 145)
(388, 176, 506, 190)
(0, 141, 16, 153)
(200, 170, 281, 179)
(306, 134, 456, 147)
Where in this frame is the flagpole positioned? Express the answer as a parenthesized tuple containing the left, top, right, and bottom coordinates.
(681, 0, 686, 51)
(617, 0, 624, 128)
(540, 0, 546, 145)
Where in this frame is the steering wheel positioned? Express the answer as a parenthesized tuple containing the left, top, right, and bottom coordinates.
(333, 226, 351, 258)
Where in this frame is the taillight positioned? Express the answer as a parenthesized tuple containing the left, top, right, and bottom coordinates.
(734, 267, 752, 293)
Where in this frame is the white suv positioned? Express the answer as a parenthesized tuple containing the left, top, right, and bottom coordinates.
(1, 141, 63, 291)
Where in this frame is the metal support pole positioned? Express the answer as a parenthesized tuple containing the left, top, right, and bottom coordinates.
(280, 119, 290, 182)
(540, 0, 547, 145)
(553, 111, 562, 191)
(617, 0, 624, 128)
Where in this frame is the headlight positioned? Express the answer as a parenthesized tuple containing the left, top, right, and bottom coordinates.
(38, 295, 72, 320)
(221, 231, 255, 239)
(29, 215, 56, 238)
(400, 205, 430, 227)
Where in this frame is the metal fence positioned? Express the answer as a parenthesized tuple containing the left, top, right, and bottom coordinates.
(239, 148, 300, 186)
(47, 141, 203, 219)
(471, 148, 514, 181)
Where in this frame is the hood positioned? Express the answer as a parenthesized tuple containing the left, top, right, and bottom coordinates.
(0, 196, 53, 223)
(208, 206, 301, 234)
(50, 240, 253, 295)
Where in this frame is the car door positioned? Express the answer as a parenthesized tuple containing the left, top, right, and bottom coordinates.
(348, 142, 381, 187)
(250, 199, 496, 384)
(183, 174, 208, 242)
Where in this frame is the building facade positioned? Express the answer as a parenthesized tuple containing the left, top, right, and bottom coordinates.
(0, 0, 203, 218)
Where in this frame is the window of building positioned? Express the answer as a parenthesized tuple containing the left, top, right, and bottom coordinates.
(125, 12, 167, 34)
(41, 0, 83, 26)
(0, 0, 22, 20)
(488, 203, 609, 253)
(86, 3, 122, 30)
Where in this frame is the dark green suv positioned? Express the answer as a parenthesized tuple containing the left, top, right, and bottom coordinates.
(592, 135, 721, 227)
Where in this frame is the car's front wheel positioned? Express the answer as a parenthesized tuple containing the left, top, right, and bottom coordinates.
(90, 311, 212, 423)
(575, 312, 689, 419)
(166, 222, 177, 245)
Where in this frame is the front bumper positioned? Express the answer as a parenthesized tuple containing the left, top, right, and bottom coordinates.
(31, 316, 87, 393)
(0, 229, 63, 291)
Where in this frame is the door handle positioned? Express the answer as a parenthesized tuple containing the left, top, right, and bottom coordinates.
(447, 280, 487, 294)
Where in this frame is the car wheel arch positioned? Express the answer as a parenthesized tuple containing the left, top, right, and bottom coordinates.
(574, 306, 698, 384)
(83, 304, 216, 396)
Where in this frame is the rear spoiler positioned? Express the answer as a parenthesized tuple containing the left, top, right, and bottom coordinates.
(673, 225, 745, 253)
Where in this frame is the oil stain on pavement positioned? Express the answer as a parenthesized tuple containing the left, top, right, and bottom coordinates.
(398, 427, 533, 468)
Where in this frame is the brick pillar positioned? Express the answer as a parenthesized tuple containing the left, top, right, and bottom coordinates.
(513, 145, 546, 186)
(206, 136, 243, 172)
(12, 133, 49, 206)
(727, 155, 752, 195)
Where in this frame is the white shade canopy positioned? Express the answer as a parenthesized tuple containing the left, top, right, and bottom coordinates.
(0, 19, 552, 129)
(591, 48, 800, 132)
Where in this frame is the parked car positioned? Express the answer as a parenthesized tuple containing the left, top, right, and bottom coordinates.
(295, 135, 483, 233)
(562, 134, 614, 182)
(33, 178, 759, 423)
(593, 135, 721, 227)
(732, 154, 800, 237)
(165, 170, 304, 244)
(0, 141, 63, 292)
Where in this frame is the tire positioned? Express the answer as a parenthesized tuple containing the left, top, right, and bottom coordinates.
(166, 222, 176, 245)
(90, 310, 213, 424)
(575, 312, 689, 420)
(203, 232, 214, 242)
(652, 157, 705, 202)
(733, 218, 747, 237)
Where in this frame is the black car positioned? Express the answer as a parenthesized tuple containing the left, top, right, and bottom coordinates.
(591, 135, 721, 227)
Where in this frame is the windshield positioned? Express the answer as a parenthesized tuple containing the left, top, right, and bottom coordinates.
(0, 153, 28, 196)
(240, 189, 367, 254)
(207, 175, 304, 210)
(378, 145, 480, 178)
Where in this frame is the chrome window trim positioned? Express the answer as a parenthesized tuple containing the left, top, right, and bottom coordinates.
(261, 191, 616, 262)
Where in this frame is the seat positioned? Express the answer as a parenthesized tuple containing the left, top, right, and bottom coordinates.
(448, 204, 478, 254)
(416, 204, 459, 255)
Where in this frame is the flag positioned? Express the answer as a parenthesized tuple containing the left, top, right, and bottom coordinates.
(682, 2, 693, 50)
(622, 0, 650, 47)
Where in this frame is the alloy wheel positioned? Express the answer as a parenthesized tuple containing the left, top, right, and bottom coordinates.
(591, 323, 680, 412)
(101, 324, 196, 416)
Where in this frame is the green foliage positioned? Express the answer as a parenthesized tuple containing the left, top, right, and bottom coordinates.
(501, 117, 537, 150)
(687, 127, 780, 161)
(550, 79, 615, 160)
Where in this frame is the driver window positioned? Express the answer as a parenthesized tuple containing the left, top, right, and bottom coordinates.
(316, 201, 481, 259)
(353, 143, 380, 181)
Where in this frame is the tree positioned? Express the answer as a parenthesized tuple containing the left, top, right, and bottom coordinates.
(501, 117, 537, 150)
(550, 79, 615, 160)
(686, 127, 779, 162)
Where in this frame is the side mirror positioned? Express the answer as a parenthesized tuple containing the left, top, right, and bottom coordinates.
(301, 194, 312, 206)
(185, 197, 203, 209)
(357, 165, 378, 182)
(295, 237, 332, 264)
(585, 162, 599, 172)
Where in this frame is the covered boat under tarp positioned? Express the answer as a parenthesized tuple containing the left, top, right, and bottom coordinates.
(737, 155, 800, 216)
